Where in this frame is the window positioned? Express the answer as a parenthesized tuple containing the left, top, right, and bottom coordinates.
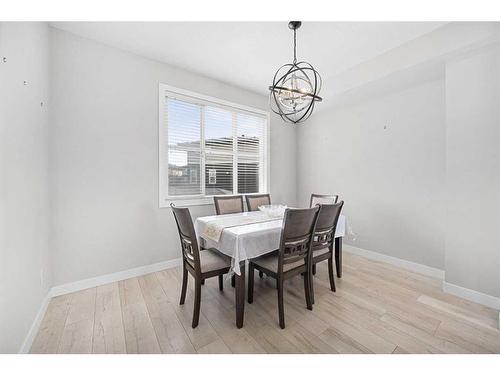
(159, 84, 269, 207)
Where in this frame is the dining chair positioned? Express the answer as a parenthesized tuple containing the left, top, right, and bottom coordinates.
(171, 204, 231, 328)
(245, 193, 271, 211)
(213, 195, 244, 287)
(309, 201, 344, 304)
(309, 194, 339, 274)
(244, 193, 270, 279)
(247, 206, 320, 329)
(246, 193, 272, 284)
(310, 193, 339, 207)
(214, 195, 244, 215)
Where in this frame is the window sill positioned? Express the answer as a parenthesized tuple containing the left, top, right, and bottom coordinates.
(160, 197, 214, 208)
(160, 192, 269, 208)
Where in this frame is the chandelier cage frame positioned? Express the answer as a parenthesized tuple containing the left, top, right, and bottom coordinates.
(268, 21, 323, 124)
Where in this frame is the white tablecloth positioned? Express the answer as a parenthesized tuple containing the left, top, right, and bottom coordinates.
(194, 211, 346, 275)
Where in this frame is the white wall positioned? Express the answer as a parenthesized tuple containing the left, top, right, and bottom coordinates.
(2, 23, 498, 352)
(445, 45, 500, 299)
(0, 23, 51, 353)
(297, 78, 446, 269)
(297, 39, 500, 301)
(49, 28, 295, 286)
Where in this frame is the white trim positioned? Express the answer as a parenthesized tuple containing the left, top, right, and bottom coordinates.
(343, 244, 445, 280)
(166, 197, 214, 207)
(159, 84, 269, 116)
(18, 293, 51, 354)
(158, 83, 270, 208)
(158, 83, 166, 209)
(49, 257, 182, 297)
(20, 258, 182, 353)
(264, 111, 271, 196)
(344, 244, 500, 314)
(21, 245, 500, 353)
(442, 281, 500, 311)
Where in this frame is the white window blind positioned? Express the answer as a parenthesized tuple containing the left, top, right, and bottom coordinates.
(159, 84, 269, 206)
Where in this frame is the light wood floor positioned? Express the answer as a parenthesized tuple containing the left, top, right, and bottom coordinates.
(31, 252, 500, 354)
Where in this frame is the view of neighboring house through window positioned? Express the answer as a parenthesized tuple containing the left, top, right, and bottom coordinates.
(159, 85, 268, 206)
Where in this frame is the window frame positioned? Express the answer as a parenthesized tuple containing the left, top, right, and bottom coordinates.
(158, 83, 270, 208)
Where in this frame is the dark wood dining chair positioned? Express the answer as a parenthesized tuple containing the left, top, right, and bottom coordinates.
(310, 193, 339, 207)
(247, 206, 320, 329)
(214, 195, 244, 215)
(245, 193, 271, 211)
(213, 195, 244, 287)
(171, 204, 231, 328)
(245, 193, 272, 285)
(309, 201, 344, 304)
(309, 194, 339, 275)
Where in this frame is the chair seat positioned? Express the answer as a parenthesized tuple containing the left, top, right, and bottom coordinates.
(200, 248, 231, 273)
(313, 247, 330, 258)
(251, 251, 305, 273)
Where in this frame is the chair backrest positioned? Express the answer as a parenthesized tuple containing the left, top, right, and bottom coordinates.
(312, 201, 344, 251)
(171, 204, 201, 273)
(278, 206, 320, 273)
(245, 194, 271, 211)
(310, 193, 339, 207)
(214, 195, 244, 215)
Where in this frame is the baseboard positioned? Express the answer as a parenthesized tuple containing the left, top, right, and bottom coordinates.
(49, 257, 182, 297)
(442, 281, 500, 311)
(343, 244, 499, 313)
(20, 257, 182, 353)
(343, 244, 445, 280)
(22, 247, 500, 353)
(18, 293, 51, 354)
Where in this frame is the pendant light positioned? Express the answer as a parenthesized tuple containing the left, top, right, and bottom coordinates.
(269, 21, 323, 124)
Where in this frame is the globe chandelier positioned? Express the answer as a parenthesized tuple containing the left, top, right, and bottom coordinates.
(269, 21, 323, 124)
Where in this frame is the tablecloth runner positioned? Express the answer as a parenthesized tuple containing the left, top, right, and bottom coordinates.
(201, 211, 283, 242)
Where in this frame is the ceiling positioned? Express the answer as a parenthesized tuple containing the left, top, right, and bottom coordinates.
(51, 22, 446, 96)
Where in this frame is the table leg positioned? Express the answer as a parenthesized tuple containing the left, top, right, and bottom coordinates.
(235, 262, 245, 328)
(335, 237, 342, 278)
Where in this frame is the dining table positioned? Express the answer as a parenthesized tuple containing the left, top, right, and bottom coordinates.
(194, 210, 346, 328)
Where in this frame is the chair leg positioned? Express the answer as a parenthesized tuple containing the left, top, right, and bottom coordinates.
(310, 264, 315, 305)
(312, 264, 317, 275)
(304, 270, 313, 310)
(328, 257, 336, 292)
(192, 279, 202, 328)
(335, 237, 342, 278)
(218, 274, 223, 291)
(201, 279, 205, 285)
(248, 263, 254, 304)
(259, 270, 263, 278)
(231, 274, 235, 288)
(180, 264, 188, 305)
(277, 278, 285, 329)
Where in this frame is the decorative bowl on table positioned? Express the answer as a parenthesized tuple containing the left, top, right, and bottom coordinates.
(258, 204, 287, 218)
